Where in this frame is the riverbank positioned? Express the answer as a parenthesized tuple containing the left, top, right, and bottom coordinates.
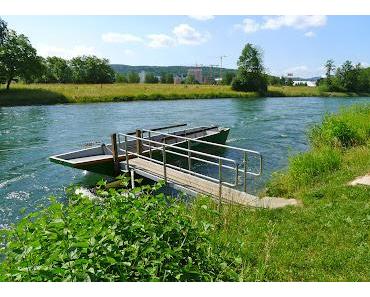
(1, 104, 369, 281)
(1, 83, 367, 106)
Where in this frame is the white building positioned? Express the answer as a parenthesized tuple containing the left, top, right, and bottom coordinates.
(293, 80, 317, 87)
(139, 71, 146, 83)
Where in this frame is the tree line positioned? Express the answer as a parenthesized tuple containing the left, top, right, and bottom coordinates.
(318, 59, 370, 93)
(0, 18, 115, 89)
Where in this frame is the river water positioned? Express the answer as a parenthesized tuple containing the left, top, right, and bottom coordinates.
(1, 97, 369, 226)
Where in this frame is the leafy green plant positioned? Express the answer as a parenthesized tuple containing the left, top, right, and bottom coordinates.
(0, 178, 240, 281)
(309, 104, 370, 149)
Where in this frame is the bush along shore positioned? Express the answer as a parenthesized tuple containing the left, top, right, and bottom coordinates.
(1, 83, 368, 107)
(1, 104, 369, 281)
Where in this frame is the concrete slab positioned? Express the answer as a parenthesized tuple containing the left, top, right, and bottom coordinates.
(349, 174, 370, 186)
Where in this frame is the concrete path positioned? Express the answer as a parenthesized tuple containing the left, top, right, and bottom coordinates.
(349, 174, 370, 186)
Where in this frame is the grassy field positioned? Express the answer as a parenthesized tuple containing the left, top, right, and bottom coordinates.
(1, 105, 369, 281)
(190, 104, 370, 281)
(0, 83, 365, 106)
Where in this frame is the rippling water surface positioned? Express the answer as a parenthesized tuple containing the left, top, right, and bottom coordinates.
(1, 97, 369, 226)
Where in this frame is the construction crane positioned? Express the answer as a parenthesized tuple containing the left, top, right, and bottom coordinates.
(218, 55, 227, 83)
(208, 64, 219, 84)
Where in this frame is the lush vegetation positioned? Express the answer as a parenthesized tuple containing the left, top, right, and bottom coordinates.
(0, 18, 114, 88)
(1, 105, 369, 281)
(0, 20, 42, 90)
(1, 83, 363, 107)
(231, 43, 268, 93)
(0, 180, 240, 281)
(317, 59, 370, 93)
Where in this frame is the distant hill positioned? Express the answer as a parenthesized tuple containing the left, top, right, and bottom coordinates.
(110, 64, 236, 77)
(111, 64, 320, 81)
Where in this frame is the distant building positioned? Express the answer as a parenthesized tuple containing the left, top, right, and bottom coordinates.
(174, 75, 182, 84)
(139, 71, 146, 83)
(293, 80, 316, 87)
(187, 68, 203, 84)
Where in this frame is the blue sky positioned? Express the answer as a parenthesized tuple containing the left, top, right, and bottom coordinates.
(2, 15, 370, 77)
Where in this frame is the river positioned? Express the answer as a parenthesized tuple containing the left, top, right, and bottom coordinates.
(1, 97, 369, 226)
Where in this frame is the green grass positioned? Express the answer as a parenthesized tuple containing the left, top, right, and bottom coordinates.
(1, 83, 368, 106)
(0, 105, 369, 281)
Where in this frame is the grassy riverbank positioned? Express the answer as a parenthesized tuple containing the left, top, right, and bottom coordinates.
(1, 83, 366, 106)
(1, 105, 369, 281)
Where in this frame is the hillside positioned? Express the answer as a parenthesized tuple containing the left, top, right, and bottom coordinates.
(110, 64, 236, 77)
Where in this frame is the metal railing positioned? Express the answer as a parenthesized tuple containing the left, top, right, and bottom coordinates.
(141, 128, 263, 192)
(115, 128, 262, 195)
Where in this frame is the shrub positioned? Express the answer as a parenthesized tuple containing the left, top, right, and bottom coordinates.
(231, 74, 267, 93)
(287, 148, 342, 187)
(309, 105, 370, 149)
(0, 179, 239, 281)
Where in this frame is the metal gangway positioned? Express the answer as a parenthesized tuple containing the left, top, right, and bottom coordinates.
(113, 129, 263, 206)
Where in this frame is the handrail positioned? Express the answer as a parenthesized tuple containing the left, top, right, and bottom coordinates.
(117, 132, 239, 188)
(142, 128, 263, 177)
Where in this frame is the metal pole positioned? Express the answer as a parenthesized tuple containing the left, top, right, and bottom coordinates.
(243, 152, 247, 193)
(111, 133, 120, 176)
(130, 170, 135, 189)
(235, 163, 239, 187)
(218, 159, 222, 208)
(187, 140, 192, 171)
(163, 145, 167, 183)
(125, 135, 129, 172)
(148, 131, 152, 159)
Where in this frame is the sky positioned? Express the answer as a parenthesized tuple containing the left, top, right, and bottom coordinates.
(2, 15, 370, 78)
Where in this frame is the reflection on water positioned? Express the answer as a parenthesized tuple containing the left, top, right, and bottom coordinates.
(1, 97, 370, 225)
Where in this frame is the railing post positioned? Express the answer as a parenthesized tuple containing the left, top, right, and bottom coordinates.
(125, 135, 129, 172)
(243, 152, 247, 193)
(235, 163, 239, 187)
(136, 129, 142, 155)
(187, 140, 192, 171)
(218, 159, 222, 209)
(148, 131, 152, 159)
(163, 145, 167, 183)
(111, 133, 120, 176)
(130, 169, 135, 189)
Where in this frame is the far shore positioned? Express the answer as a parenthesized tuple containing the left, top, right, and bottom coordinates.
(0, 83, 369, 107)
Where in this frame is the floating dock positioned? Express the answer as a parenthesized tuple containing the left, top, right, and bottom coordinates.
(51, 124, 299, 208)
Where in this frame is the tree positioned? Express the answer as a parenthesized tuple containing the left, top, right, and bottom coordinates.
(144, 72, 159, 84)
(231, 43, 267, 93)
(0, 30, 43, 89)
(286, 78, 294, 86)
(325, 59, 335, 79)
(127, 71, 140, 83)
(165, 73, 174, 84)
(336, 60, 360, 92)
(185, 74, 198, 84)
(0, 17, 8, 45)
(44, 56, 72, 83)
(70, 56, 114, 84)
(115, 73, 128, 83)
(222, 72, 236, 85)
(160, 72, 174, 84)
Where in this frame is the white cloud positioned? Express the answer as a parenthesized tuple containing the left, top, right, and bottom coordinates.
(283, 65, 322, 78)
(101, 32, 143, 43)
(236, 15, 327, 34)
(147, 34, 175, 48)
(172, 24, 210, 45)
(123, 49, 135, 56)
(36, 44, 99, 59)
(188, 15, 214, 21)
(304, 31, 316, 38)
(235, 18, 260, 33)
(262, 16, 326, 30)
